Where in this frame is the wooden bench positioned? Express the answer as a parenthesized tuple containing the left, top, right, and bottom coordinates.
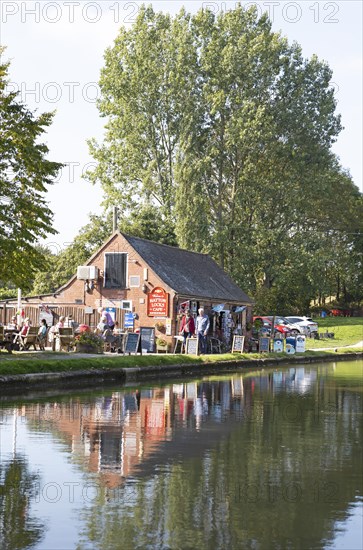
(57, 328, 74, 351)
(0, 327, 12, 354)
(18, 326, 39, 351)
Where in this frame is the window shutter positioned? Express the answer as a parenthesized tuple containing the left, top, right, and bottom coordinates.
(104, 253, 127, 289)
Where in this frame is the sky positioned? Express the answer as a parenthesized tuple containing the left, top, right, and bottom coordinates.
(1, 1, 362, 252)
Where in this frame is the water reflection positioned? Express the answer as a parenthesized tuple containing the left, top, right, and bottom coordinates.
(0, 361, 362, 549)
(0, 457, 44, 549)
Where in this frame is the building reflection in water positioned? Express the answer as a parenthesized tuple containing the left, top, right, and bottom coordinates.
(11, 364, 342, 491)
(2, 362, 362, 550)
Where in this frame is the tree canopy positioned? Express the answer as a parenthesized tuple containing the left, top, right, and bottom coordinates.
(0, 50, 62, 289)
(85, 6, 361, 312)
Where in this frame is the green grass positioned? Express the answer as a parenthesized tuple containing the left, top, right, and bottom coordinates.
(306, 317, 363, 349)
(0, 348, 361, 377)
(0, 317, 362, 377)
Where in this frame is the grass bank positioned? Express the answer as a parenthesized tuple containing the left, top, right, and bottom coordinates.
(0, 348, 361, 377)
(306, 317, 363, 349)
(0, 317, 361, 379)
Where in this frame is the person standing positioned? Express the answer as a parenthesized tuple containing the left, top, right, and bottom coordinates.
(179, 310, 195, 346)
(195, 308, 210, 354)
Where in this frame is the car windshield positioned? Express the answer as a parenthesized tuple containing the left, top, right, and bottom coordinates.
(276, 317, 289, 324)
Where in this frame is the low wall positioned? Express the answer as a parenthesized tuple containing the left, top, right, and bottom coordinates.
(0, 352, 361, 396)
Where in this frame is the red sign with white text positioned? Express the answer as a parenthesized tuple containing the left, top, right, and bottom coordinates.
(147, 287, 169, 317)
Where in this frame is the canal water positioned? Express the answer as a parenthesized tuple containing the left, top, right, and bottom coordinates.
(0, 360, 362, 550)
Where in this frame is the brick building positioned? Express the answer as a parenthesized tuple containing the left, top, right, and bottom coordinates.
(0, 231, 253, 345)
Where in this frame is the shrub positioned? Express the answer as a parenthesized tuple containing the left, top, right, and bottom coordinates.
(75, 331, 104, 351)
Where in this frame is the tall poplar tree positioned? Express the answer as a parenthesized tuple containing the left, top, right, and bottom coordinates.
(87, 6, 196, 240)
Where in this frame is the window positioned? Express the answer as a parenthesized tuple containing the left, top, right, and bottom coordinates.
(104, 253, 127, 289)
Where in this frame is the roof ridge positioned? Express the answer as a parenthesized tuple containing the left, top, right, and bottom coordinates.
(122, 232, 210, 257)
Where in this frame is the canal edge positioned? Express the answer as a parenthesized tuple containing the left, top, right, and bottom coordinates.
(0, 351, 362, 393)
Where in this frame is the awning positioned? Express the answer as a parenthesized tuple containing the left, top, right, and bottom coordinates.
(234, 306, 247, 313)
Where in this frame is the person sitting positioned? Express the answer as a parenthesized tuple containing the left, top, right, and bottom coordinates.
(6, 315, 19, 330)
(20, 318, 31, 337)
(37, 319, 48, 350)
(95, 316, 108, 334)
(15, 318, 31, 348)
(48, 316, 65, 350)
(113, 321, 122, 334)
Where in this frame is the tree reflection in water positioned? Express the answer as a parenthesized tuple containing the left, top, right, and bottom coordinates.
(0, 457, 44, 549)
(0, 362, 362, 549)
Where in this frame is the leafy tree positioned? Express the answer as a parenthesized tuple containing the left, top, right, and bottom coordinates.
(0, 50, 62, 289)
(0, 458, 44, 548)
(118, 203, 177, 245)
(87, 6, 196, 238)
(88, 6, 362, 312)
(30, 213, 113, 294)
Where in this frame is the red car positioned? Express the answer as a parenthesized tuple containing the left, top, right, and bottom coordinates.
(253, 316, 292, 336)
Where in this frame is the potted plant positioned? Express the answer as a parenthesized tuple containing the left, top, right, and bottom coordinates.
(155, 321, 166, 334)
(75, 332, 104, 354)
(155, 337, 168, 352)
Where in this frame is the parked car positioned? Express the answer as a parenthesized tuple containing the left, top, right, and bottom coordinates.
(253, 316, 302, 336)
(274, 316, 303, 335)
(285, 316, 319, 336)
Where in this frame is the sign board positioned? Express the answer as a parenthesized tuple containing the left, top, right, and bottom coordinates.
(147, 287, 169, 317)
(123, 332, 140, 355)
(124, 311, 134, 329)
(165, 318, 172, 336)
(273, 338, 284, 352)
(185, 337, 199, 355)
(295, 335, 306, 353)
(139, 326, 155, 353)
(286, 343, 296, 355)
(232, 335, 245, 353)
(259, 337, 270, 353)
(285, 337, 296, 355)
(84, 306, 93, 314)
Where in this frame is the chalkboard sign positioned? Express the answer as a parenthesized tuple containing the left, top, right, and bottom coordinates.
(139, 326, 155, 353)
(185, 337, 199, 355)
(123, 332, 140, 355)
(232, 335, 245, 353)
(259, 337, 270, 353)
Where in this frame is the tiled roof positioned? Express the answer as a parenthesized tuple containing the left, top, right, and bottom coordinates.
(123, 233, 253, 304)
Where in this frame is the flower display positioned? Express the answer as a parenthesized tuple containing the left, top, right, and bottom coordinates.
(155, 321, 166, 333)
(75, 331, 104, 351)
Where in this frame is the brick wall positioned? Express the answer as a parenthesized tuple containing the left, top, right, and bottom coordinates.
(2, 234, 177, 341)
